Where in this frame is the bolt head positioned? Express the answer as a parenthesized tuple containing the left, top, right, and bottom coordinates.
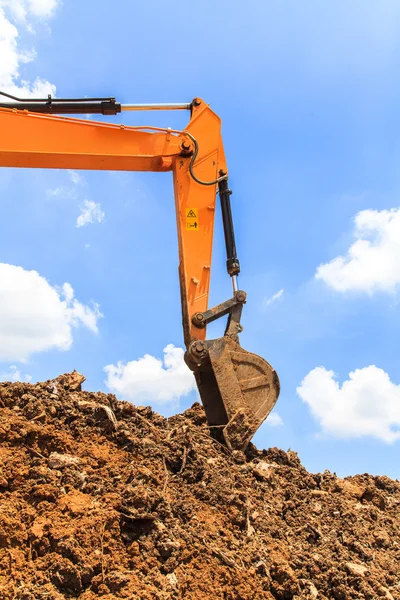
(191, 340, 207, 357)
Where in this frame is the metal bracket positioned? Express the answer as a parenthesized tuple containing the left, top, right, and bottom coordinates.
(192, 290, 246, 328)
(191, 289, 246, 345)
(224, 301, 244, 338)
(185, 290, 246, 369)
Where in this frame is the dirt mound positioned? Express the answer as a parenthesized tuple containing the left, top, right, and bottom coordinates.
(0, 372, 399, 599)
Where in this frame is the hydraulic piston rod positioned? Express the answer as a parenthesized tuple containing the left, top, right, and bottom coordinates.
(0, 91, 192, 115)
(121, 103, 191, 111)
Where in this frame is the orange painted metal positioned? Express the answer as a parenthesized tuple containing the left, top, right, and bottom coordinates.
(173, 101, 227, 345)
(0, 107, 182, 171)
(0, 100, 226, 346)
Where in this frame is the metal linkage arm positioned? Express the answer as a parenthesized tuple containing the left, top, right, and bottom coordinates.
(192, 291, 246, 328)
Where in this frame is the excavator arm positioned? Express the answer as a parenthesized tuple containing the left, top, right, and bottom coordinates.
(0, 93, 280, 450)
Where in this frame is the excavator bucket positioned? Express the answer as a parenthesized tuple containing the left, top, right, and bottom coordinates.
(193, 337, 280, 451)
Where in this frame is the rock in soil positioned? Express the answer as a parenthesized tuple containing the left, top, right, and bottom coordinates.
(0, 373, 399, 599)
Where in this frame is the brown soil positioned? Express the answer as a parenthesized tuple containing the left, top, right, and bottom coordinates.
(0, 372, 399, 599)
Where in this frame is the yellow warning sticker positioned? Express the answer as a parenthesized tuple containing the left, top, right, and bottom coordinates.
(185, 208, 199, 231)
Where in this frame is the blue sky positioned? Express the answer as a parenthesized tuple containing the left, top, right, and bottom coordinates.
(1, 0, 400, 478)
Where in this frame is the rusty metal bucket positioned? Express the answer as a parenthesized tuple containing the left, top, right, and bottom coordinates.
(192, 337, 280, 451)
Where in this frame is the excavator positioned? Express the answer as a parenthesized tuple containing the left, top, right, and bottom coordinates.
(0, 92, 280, 451)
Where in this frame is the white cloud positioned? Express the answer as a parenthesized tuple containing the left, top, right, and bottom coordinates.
(0, 365, 31, 382)
(266, 412, 283, 427)
(76, 200, 105, 228)
(46, 172, 85, 200)
(46, 186, 78, 200)
(0, 263, 102, 361)
(62, 282, 102, 333)
(68, 170, 85, 186)
(46, 187, 63, 198)
(264, 288, 284, 307)
(104, 344, 196, 406)
(297, 365, 400, 443)
(316, 208, 400, 293)
(0, 1, 58, 98)
(1, 0, 58, 21)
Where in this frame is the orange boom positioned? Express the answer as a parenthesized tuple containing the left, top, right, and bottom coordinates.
(0, 92, 280, 450)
